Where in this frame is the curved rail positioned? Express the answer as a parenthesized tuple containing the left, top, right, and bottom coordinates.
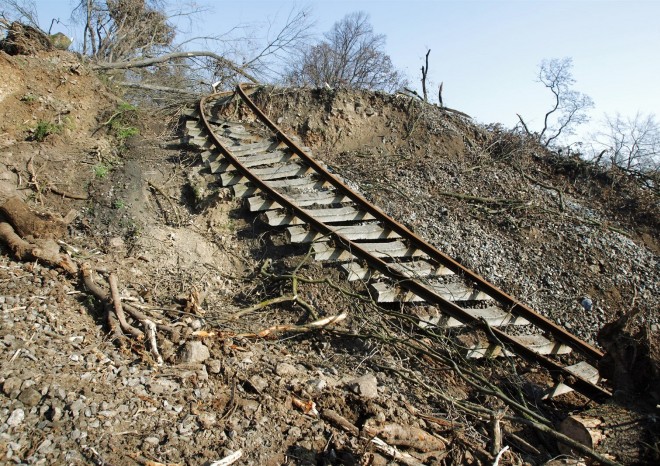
(196, 84, 610, 402)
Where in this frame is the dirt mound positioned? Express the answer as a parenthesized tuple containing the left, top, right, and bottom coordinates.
(0, 21, 53, 56)
(0, 45, 658, 466)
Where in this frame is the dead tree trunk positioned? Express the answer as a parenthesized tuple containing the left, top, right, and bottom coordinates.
(438, 82, 444, 108)
(421, 49, 430, 102)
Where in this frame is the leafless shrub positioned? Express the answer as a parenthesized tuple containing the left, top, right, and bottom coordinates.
(0, 0, 40, 29)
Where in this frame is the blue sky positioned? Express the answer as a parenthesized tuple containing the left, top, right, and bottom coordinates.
(26, 0, 660, 142)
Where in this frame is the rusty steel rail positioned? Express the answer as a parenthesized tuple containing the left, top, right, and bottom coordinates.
(197, 84, 611, 402)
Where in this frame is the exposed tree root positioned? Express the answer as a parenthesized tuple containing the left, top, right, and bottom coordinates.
(0, 198, 179, 365)
(0, 221, 78, 274)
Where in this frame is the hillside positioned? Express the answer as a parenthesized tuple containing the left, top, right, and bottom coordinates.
(0, 45, 658, 466)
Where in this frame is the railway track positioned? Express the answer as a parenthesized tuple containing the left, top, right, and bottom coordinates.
(184, 83, 611, 402)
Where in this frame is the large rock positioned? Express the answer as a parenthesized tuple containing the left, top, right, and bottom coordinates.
(177, 341, 210, 364)
(18, 387, 42, 407)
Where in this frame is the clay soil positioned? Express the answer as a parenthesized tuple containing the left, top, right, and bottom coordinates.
(0, 49, 658, 466)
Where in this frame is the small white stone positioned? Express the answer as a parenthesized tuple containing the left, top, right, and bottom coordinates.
(6, 408, 25, 427)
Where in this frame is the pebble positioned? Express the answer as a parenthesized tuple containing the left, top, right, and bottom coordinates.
(275, 362, 298, 377)
(347, 373, 378, 399)
(197, 412, 217, 429)
(2, 377, 22, 397)
(206, 359, 222, 374)
(287, 426, 302, 439)
(6, 408, 25, 427)
(49, 406, 63, 422)
(143, 436, 160, 446)
(304, 378, 327, 393)
(148, 379, 180, 395)
(69, 399, 85, 418)
(249, 375, 268, 393)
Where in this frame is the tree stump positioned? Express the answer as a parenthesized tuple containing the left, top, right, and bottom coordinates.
(558, 404, 658, 464)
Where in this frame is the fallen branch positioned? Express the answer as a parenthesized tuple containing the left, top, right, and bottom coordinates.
(363, 420, 447, 452)
(81, 263, 126, 345)
(47, 185, 89, 200)
(81, 264, 172, 359)
(91, 51, 259, 84)
(118, 82, 200, 96)
(322, 409, 360, 436)
(232, 295, 293, 319)
(403, 402, 461, 430)
(123, 302, 177, 338)
(514, 165, 565, 211)
(143, 319, 163, 366)
(237, 312, 347, 338)
(503, 426, 540, 456)
(0, 196, 69, 239)
(381, 363, 621, 466)
(493, 445, 510, 466)
(147, 180, 181, 226)
(291, 396, 318, 417)
(490, 411, 503, 456)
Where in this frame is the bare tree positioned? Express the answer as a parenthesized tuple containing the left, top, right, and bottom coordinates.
(592, 112, 660, 172)
(286, 11, 406, 92)
(73, 0, 176, 61)
(518, 57, 594, 147)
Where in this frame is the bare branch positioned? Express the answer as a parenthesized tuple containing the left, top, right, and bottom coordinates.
(91, 50, 259, 83)
(118, 81, 199, 95)
(516, 113, 531, 136)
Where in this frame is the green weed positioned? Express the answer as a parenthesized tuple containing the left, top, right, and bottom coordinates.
(93, 163, 109, 178)
(21, 93, 37, 103)
(105, 103, 139, 145)
(116, 126, 139, 140)
(32, 120, 61, 142)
